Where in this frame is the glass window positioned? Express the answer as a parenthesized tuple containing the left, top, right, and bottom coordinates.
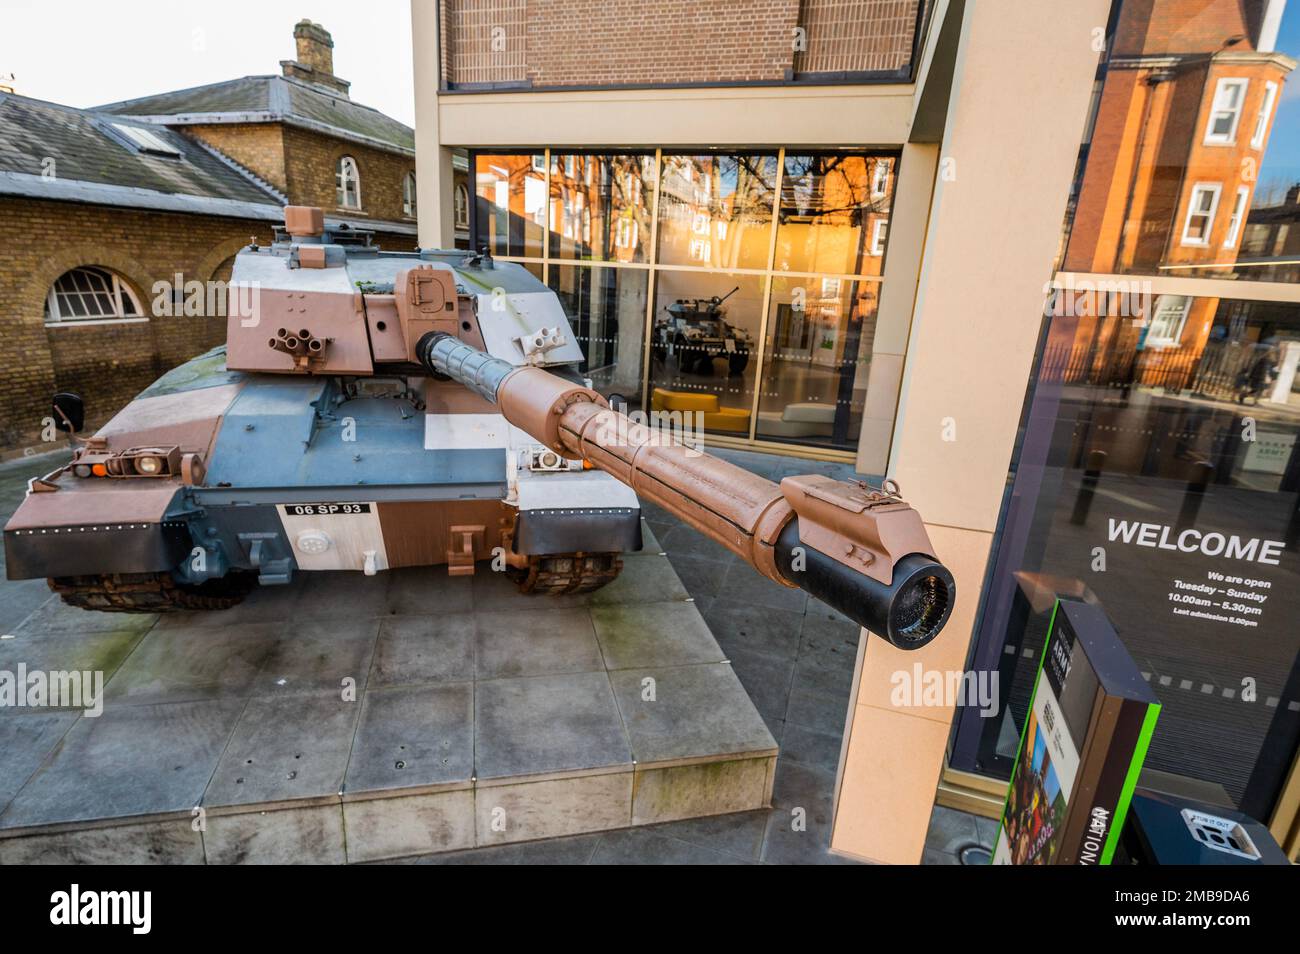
(776, 154, 895, 277)
(1180, 183, 1221, 246)
(1145, 294, 1191, 345)
(648, 271, 766, 436)
(336, 156, 361, 209)
(549, 154, 656, 263)
(547, 265, 648, 405)
(756, 276, 878, 449)
(957, 294, 1300, 822)
(454, 183, 469, 229)
(46, 267, 143, 324)
(474, 153, 546, 257)
(656, 154, 776, 270)
(402, 172, 417, 217)
(111, 122, 181, 157)
(1204, 78, 1249, 145)
(1223, 186, 1250, 249)
(1252, 81, 1279, 150)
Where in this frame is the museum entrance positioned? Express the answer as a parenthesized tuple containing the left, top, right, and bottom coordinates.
(950, 293, 1300, 852)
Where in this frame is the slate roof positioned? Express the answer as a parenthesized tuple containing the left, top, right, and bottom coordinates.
(0, 92, 284, 211)
(95, 75, 415, 156)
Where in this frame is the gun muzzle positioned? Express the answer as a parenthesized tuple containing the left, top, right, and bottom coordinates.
(417, 332, 954, 649)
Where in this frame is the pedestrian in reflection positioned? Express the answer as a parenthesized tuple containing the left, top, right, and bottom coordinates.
(1236, 339, 1280, 405)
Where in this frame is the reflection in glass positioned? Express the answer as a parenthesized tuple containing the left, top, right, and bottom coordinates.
(549, 154, 656, 263)
(656, 154, 777, 270)
(958, 292, 1300, 820)
(648, 271, 766, 435)
(1061, 0, 1299, 283)
(776, 154, 895, 277)
(473, 153, 546, 257)
(547, 265, 648, 406)
(757, 277, 878, 449)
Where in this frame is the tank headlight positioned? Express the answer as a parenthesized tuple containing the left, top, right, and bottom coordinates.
(73, 463, 92, 478)
(134, 454, 163, 475)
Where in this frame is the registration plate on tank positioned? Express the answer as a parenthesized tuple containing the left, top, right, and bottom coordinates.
(284, 503, 372, 516)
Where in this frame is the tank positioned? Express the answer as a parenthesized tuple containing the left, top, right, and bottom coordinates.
(651, 286, 753, 376)
(4, 206, 954, 648)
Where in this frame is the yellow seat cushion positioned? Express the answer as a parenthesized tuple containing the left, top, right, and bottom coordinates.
(702, 407, 751, 432)
(651, 388, 749, 432)
(651, 388, 721, 413)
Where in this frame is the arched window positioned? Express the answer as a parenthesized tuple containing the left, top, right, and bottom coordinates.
(336, 155, 361, 209)
(454, 183, 470, 229)
(403, 172, 418, 217)
(44, 266, 144, 324)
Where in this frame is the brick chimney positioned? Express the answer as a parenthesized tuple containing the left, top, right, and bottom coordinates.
(280, 20, 350, 97)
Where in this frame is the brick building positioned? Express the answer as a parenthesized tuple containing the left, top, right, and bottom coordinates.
(0, 20, 419, 451)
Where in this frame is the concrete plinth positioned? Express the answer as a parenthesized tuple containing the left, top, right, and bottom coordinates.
(0, 523, 777, 864)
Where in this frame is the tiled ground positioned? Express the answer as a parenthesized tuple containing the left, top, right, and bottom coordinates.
(390, 446, 997, 864)
(0, 445, 996, 865)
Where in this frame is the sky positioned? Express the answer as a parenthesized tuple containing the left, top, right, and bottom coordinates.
(1260, 5, 1300, 202)
(0, 0, 415, 126)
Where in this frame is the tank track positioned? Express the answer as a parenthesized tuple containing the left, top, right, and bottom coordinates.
(48, 572, 256, 613)
(509, 553, 623, 595)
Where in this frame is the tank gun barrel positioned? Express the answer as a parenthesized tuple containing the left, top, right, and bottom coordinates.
(416, 332, 954, 649)
(715, 285, 741, 306)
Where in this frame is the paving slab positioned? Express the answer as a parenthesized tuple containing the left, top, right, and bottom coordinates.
(205, 691, 361, 808)
(0, 697, 245, 831)
(609, 663, 776, 766)
(0, 627, 145, 706)
(0, 710, 81, 813)
(252, 616, 379, 697)
(14, 597, 158, 639)
(474, 607, 602, 679)
(102, 621, 281, 706)
(475, 671, 631, 782)
(344, 682, 474, 796)
(0, 582, 58, 635)
(370, 613, 475, 687)
(591, 602, 726, 670)
(588, 553, 690, 605)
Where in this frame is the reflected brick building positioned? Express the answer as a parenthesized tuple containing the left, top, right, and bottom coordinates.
(1062, 0, 1295, 393)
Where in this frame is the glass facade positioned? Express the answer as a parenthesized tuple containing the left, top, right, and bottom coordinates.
(473, 153, 546, 258)
(953, 0, 1300, 829)
(471, 148, 899, 455)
